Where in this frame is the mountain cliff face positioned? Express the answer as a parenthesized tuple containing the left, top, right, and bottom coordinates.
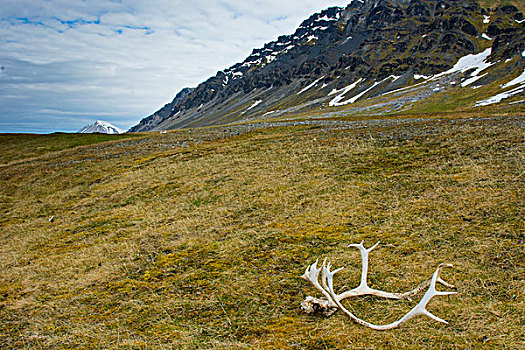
(129, 0, 525, 132)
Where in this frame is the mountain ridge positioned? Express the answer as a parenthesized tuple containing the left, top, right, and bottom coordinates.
(129, 0, 525, 132)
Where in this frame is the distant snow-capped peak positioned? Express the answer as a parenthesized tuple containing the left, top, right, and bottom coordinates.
(78, 120, 125, 134)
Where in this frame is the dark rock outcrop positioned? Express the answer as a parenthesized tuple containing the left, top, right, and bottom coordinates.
(129, 0, 525, 132)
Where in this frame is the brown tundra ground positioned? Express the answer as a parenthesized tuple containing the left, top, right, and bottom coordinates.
(0, 114, 524, 349)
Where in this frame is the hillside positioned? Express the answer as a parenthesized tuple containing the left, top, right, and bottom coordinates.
(0, 133, 135, 165)
(1, 113, 524, 348)
(130, 0, 525, 132)
(480, 0, 525, 15)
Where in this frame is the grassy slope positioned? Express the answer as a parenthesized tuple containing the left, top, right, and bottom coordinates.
(0, 114, 524, 349)
(0, 133, 138, 165)
(479, 0, 525, 15)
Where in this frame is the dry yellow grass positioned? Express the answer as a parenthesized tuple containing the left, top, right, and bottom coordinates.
(0, 115, 524, 349)
(479, 0, 525, 15)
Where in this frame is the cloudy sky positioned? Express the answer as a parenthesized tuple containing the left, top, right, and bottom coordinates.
(0, 0, 351, 133)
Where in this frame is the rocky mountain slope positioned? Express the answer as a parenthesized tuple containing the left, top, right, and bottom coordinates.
(129, 0, 525, 132)
(78, 120, 125, 134)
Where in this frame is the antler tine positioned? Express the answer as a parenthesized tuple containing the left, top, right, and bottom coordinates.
(347, 240, 380, 251)
(325, 262, 456, 330)
(437, 275, 455, 289)
(321, 258, 330, 292)
(382, 262, 456, 300)
(368, 240, 381, 252)
(349, 241, 374, 294)
(347, 241, 363, 248)
(301, 259, 336, 307)
(392, 264, 457, 326)
(432, 264, 457, 296)
(338, 241, 455, 301)
(300, 259, 318, 281)
(339, 240, 407, 300)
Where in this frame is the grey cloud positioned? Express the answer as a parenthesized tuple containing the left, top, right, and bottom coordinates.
(0, 0, 350, 133)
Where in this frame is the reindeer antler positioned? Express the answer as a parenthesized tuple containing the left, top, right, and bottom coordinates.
(301, 241, 456, 330)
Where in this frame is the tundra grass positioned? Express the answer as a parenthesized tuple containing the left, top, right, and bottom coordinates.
(0, 115, 524, 349)
(0, 133, 138, 165)
(480, 0, 525, 15)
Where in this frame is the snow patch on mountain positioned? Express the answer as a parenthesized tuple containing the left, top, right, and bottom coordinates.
(329, 75, 401, 106)
(475, 85, 525, 106)
(329, 78, 363, 106)
(347, 81, 382, 104)
(246, 100, 262, 111)
(431, 48, 494, 88)
(502, 70, 525, 89)
(298, 77, 324, 94)
(435, 49, 493, 77)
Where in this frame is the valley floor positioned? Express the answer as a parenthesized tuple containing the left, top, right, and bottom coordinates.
(0, 114, 524, 349)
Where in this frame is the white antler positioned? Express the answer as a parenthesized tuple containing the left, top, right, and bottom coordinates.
(301, 242, 456, 330)
(301, 259, 336, 306)
(338, 241, 406, 299)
